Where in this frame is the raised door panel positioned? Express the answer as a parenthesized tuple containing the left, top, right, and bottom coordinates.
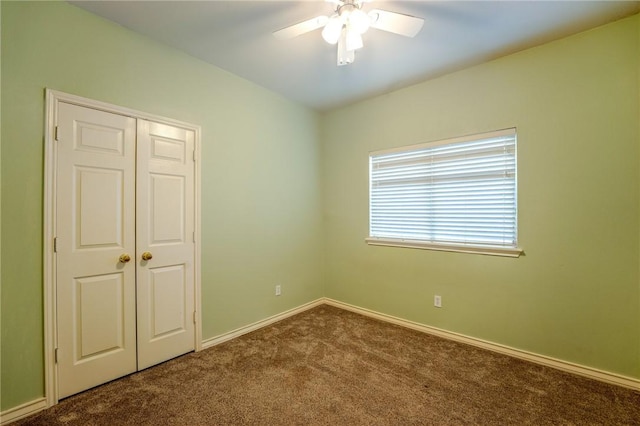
(150, 174, 185, 245)
(148, 265, 187, 340)
(75, 167, 124, 249)
(74, 122, 125, 155)
(75, 274, 126, 359)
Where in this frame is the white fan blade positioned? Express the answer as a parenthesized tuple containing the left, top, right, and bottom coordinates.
(368, 9, 424, 38)
(273, 16, 329, 40)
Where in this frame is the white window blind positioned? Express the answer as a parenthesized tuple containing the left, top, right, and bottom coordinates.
(368, 128, 520, 256)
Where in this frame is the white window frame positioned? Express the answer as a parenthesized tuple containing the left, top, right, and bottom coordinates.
(366, 128, 522, 257)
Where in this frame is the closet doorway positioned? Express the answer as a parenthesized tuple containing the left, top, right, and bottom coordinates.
(44, 90, 202, 402)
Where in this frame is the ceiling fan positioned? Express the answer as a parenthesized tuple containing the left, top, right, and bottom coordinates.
(273, 0, 424, 66)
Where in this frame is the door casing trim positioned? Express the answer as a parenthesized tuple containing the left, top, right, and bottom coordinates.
(43, 89, 203, 407)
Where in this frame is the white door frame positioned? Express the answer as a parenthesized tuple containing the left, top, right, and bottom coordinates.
(43, 89, 202, 407)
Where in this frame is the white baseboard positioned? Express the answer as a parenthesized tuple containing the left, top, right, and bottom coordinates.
(324, 298, 640, 391)
(201, 298, 325, 350)
(0, 397, 47, 425)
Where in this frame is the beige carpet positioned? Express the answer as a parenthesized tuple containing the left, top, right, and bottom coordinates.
(17, 305, 640, 425)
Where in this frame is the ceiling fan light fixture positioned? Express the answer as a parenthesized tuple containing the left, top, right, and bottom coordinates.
(349, 8, 371, 34)
(322, 15, 343, 44)
(345, 25, 363, 51)
(273, 0, 424, 67)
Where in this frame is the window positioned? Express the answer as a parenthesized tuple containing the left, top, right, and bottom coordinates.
(367, 128, 521, 257)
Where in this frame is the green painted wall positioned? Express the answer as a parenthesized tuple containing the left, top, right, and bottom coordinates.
(0, 1, 323, 411)
(322, 15, 640, 379)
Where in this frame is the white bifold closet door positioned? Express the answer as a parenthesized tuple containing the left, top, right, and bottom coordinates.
(56, 102, 195, 399)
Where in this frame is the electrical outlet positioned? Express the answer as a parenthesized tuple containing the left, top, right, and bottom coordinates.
(434, 295, 442, 308)
(275, 285, 281, 296)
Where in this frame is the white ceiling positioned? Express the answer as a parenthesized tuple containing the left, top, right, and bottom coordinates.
(70, 1, 640, 112)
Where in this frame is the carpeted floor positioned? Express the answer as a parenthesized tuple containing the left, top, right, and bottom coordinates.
(16, 305, 640, 425)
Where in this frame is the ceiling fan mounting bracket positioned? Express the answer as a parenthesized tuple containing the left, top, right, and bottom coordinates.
(334, 0, 362, 17)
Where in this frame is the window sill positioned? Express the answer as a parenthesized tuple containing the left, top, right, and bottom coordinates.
(365, 237, 523, 258)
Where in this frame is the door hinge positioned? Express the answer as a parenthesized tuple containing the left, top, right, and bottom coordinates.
(193, 311, 197, 325)
(54, 126, 59, 141)
(53, 237, 58, 253)
(193, 149, 196, 162)
(193, 231, 195, 243)
(54, 348, 59, 364)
